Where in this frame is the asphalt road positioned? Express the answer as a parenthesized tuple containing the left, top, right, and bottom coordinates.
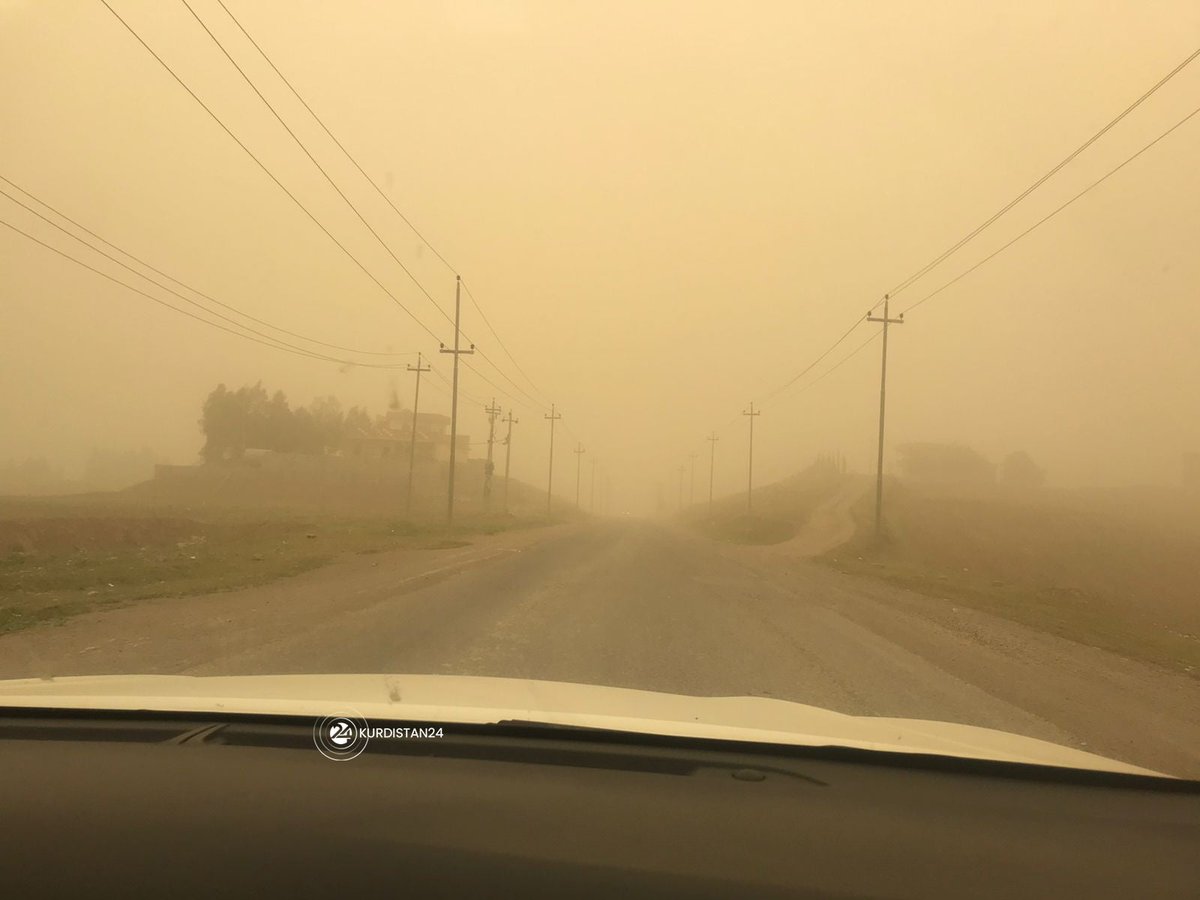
(2, 519, 1198, 777)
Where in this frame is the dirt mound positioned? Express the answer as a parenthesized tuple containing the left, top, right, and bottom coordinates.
(684, 461, 851, 546)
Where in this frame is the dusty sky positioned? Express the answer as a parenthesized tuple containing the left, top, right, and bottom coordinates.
(2, 0, 1199, 511)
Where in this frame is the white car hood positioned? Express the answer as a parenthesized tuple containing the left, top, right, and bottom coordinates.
(0, 673, 1162, 777)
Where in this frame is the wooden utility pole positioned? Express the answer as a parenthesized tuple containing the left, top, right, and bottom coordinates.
(688, 452, 697, 506)
(573, 443, 586, 508)
(483, 398, 502, 509)
(706, 432, 718, 516)
(404, 352, 430, 515)
(544, 404, 561, 516)
(743, 402, 760, 513)
(439, 274, 474, 526)
(501, 410, 518, 514)
(867, 294, 904, 541)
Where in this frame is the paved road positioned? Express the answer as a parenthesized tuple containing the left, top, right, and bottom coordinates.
(2, 519, 1198, 777)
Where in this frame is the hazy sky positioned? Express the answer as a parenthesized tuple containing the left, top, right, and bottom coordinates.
(3, 0, 1199, 511)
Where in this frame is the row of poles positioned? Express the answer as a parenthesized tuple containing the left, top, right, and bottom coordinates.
(414, 280, 902, 530)
(400, 275, 503, 525)
(402, 276, 602, 524)
(677, 296, 903, 539)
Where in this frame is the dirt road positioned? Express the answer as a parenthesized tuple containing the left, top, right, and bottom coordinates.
(1, 518, 1197, 777)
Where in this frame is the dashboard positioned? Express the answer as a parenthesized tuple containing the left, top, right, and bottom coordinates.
(2, 710, 1197, 898)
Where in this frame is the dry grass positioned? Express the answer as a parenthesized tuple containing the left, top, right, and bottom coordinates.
(0, 490, 554, 634)
(821, 482, 1200, 675)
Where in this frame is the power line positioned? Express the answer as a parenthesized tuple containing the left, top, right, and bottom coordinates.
(461, 357, 543, 414)
(2, 186, 377, 359)
(430, 365, 485, 406)
(885, 44, 1200, 301)
(796, 331, 881, 394)
(900, 100, 1200, 315)
(0, 215, 409, 369)
(699, 51, 1200, 482)
(461, 280, 551, 405)
(754, 73, 1200, 419)
(686, 329, 879, 500)
(212, 0, 455, 272)
(179, 0, 456, 333)
(470, 346, 548, 411)
(760, 314, 866, 404)
(1, 175, 412, 359)
(740, 91, 1198, 507)
(211, 0, 552, 408)
(98, 0, 445, 345)
(187, 0, 557, 426)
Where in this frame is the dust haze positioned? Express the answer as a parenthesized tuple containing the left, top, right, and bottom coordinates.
(2, 1, 1200, 776)
(1, 0, 1197, 506)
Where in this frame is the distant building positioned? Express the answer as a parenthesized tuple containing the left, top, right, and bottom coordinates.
(342, 408, 469, 464)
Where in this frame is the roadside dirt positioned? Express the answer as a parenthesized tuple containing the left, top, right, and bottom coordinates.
(717, 478, 866, 564)
(0, 523, 574, 679)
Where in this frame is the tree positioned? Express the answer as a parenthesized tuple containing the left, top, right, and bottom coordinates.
(200, 382, 273, 460)
(265, 389, 294, 451)
(199, 384, 237, 461)
(200, 382, 366, 460)
(344, 406, 371, 434)
(307, 396, 346, 452)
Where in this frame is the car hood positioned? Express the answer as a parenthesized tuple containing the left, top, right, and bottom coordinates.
(0, 672, 1162, 777)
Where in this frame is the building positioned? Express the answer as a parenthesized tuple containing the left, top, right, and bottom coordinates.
(342, 408, 470, 464)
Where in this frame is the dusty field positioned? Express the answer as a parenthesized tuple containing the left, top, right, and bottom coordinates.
(0, 484, 557, 634)
(824, 482, 1200, 675)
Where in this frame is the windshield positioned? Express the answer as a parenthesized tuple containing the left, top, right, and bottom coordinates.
(0, 0, 1197, 779)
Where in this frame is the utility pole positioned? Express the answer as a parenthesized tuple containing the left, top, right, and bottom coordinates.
(706, 432, 718, 516)
(501, 410, 518, 514)
(743, 402, 760, 514)
(688, 452, 697, 506)
(439, 274, 474, 526)
(404, 351, 430, 516)
(589, 458, 596, 513)
(867, 294, 904, 541)
(544, 404, 561, 516)
(574, 443, 586, 509)
(483, 398, 502, 510)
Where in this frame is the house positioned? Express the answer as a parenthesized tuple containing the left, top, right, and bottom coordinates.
(342, 408, 470, 464)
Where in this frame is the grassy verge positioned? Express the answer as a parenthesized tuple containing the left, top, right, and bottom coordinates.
(818, 491, 1200, 676)
(0, 506, 554, 635)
